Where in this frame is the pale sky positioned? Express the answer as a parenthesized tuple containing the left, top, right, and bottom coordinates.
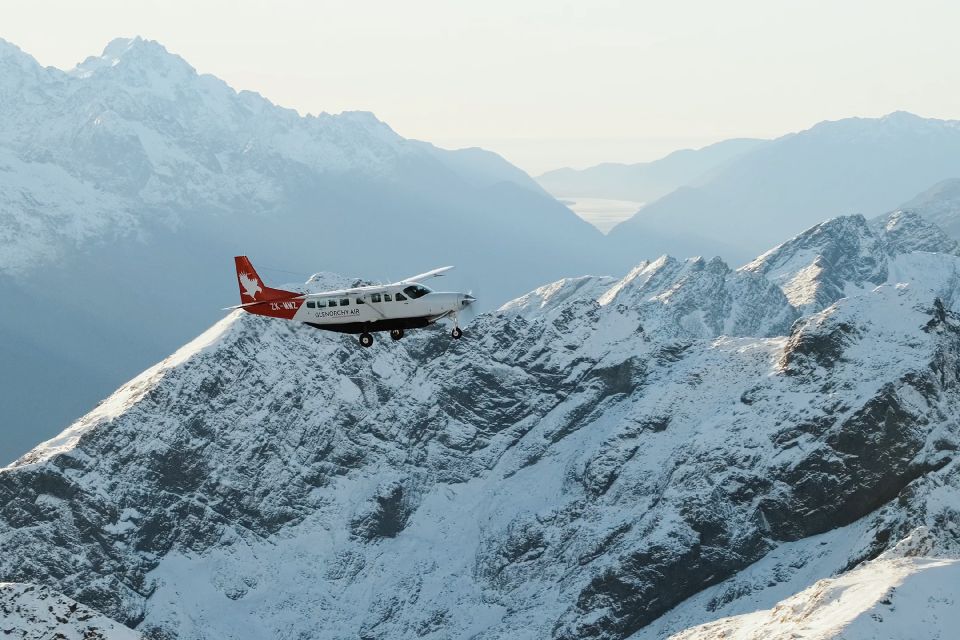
(5, 0, 960, 174)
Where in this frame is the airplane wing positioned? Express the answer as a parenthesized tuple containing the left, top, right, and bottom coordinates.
(395, 266, 454, 285)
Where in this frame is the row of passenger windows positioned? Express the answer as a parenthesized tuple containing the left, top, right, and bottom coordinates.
(305, 292, 408, 309)
(304, 285, 431, 309)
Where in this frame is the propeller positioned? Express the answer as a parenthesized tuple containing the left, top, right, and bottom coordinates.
(457, 290, 479, 327)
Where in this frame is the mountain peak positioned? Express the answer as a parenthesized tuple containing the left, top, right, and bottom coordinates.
(0, 37, 44, 74)
(71, 36, 195, 79)
(875, 209, 960, 255)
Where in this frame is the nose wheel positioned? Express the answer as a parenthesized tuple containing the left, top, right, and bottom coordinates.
(390, 328, 404, 341)
(451, 326, 463, 339)
(359, 332, 374, 348)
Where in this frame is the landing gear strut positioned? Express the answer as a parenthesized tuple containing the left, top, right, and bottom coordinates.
(451, 326, 463, 339)
(390, 328, 404, 341)
(359, 332, 373, 348)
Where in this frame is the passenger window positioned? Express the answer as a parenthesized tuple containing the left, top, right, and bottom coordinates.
(306, 301, 315, 308)
(371, 293, 381, 303)
(340, 298, 350, 306)
(316, 299, 326, 308)
(395, 292, 408, 301)
(328, 299, 337, 307)
(383, 294, 392, 302)
(356, 298, 365, 304)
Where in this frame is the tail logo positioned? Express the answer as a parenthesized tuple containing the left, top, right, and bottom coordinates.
(239, 272, 262, 300)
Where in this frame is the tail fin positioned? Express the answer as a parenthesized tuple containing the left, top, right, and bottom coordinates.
(234, 256, 298, 304)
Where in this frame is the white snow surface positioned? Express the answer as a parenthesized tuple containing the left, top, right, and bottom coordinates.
(0, 582, 141, 639)
(667, 557, 960, 640)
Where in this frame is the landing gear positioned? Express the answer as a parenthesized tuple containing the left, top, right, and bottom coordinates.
(390, 328, 404, 341)
(359, 332, 373, 348)
(451, 326, 463, 339)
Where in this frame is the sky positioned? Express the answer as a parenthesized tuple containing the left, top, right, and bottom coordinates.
(5, 0, 960, 174)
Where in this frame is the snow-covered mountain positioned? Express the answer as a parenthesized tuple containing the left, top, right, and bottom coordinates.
(2, 212, 959, 639)
(536, 138, 765, 202)
(0, 36, 615, 463)
(608, 112, 960, 264)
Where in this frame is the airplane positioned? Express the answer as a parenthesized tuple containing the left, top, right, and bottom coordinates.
(228, 256, 476, 347)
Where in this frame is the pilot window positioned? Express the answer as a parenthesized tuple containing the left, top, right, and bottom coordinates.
(328, 299, 337, 307)
(340, 298, 350, 306)
(371, 293, 381, 303)
(306, 301, 315, 308)
(383, 294, 392, 302)
(395, 292, 408, 301)
(403, 284, 431, 299)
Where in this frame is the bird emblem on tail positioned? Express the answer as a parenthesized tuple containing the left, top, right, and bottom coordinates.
(239, 272, 262, 300)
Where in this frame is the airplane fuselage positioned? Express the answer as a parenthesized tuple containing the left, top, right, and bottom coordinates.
(230, 256, 475, 346)
(298, 287, 467, 334)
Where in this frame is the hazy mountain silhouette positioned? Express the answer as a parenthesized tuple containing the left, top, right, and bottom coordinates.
(536, 138, 765, 202)
(608, 112, 960, 264)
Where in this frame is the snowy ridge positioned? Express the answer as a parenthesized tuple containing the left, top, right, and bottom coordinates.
(741, 211, 957, 314)
(11, 313, 240, 469)
(1, 215, 960, 639)
(668, 557, 960, 640)
(0, 582, 141, 639)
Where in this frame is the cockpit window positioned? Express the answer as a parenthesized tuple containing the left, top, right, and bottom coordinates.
(403, 284, 431, 299)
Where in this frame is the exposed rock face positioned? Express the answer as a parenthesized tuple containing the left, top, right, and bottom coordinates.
(876, 208, 960, 255)
(2, 216, 960, 639)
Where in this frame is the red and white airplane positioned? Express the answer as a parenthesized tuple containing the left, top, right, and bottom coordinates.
(229, 256, 476, 347)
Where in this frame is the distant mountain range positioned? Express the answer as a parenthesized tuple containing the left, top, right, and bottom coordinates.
(540, 113, 960, 266)
(612, 112, 960, 261)
(537, 138, 765, 202)
(3, 210, 959, 639)
(0, 37, 615, 463)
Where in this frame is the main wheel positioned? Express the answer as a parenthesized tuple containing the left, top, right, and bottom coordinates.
(359, 332, 374, 347)
(451, 327, 463, 339)
(390, 328, 404, 341)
